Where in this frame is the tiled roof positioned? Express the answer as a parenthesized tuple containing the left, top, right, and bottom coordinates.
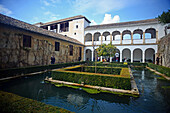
(41, 15, 91, 26)
(0, 13, 84, 46)
(85, 19, 159, 30)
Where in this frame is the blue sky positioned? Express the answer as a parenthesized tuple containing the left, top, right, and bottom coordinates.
(0, 0, 169, 25)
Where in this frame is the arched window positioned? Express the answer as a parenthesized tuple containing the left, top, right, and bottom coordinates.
(112, 31, 121, 40)
(145, 28, 156, 39)
(122, 30, 131, 40)
(133, 29, 143, 39)
(85, 33, 92, 42)
(102, 32, 110, 41)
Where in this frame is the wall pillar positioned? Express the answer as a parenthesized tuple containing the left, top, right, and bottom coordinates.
(120, 33, 122, 45)
(83, 49, 86, 61)
(156, 31, 158, 43)
(100, 56, 102, 62)
(131, 33, 133, 44)
(48, 26, 50, 30)
(92, 35, 94, 46)
(120, 52, 122, 62)
(131, 51, 133, 63)
(143, 32, 145, 44)
(57, 24, 60, 33)
(142, 50, 145, 63)
(92, 50, 94, 61)
(110, 57, 112, 62)
(101, 35, 103, 45)
(110, 34, 112, 44)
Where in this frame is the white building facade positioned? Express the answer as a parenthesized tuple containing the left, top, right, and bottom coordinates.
(36, 16, 167, 63)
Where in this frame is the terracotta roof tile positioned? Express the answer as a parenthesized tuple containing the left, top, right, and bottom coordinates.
(42, 15, 91, 26)
(0, 13, 84, 46)
(85, 19, 159, 30)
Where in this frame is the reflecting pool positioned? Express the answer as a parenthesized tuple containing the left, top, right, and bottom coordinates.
(0, 68, 170, 113)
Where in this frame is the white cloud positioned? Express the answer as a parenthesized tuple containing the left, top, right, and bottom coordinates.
(0, 4, 12, 15)
(43, 11, 59, 22)
(41, 0, 50, 6)
(91, 20, 97, 25)
(101, 14, 120, 24)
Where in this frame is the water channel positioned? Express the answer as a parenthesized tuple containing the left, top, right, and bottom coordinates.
(0, 68, 170, 113)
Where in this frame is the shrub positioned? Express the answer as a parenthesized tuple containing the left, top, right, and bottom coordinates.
(0, 91, 72, 113)
(0, 61, 86, 79)
(52, 69, 131, 90)
(148, 63, 170, 77)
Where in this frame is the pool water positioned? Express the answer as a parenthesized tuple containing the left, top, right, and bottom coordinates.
(0, 68, 170, 113)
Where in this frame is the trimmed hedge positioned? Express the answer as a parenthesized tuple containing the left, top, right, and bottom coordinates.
(86, 61, 128, 67)
(0, 61, 86, 79)
(147, 63, 170, 77)
(52, 70, 131, 90)
(0, 91, 72, 113)
(65, 66, 121, 75)
(84, 66, 121, 75)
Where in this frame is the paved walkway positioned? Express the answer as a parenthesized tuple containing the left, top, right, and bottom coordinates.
(146, 66, 170, 80)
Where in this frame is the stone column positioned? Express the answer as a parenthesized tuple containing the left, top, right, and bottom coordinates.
(131, 51, 133, 63)
(131, 33, 133, 44)
(120, 33, 122, 45)
(92, 50, 94, 61)
(110, 34, 112, 44)
(92, 35, 94, 46)
(48, 26, 50, 30)
(84, 49, 86, 61)
(120, 52, 122, 62)
(57, 24, 60, 33)
(110, 57, 112, 62)
(101, 35, 103, 45)
(142, 51, 145, 63)
(143, 32, 145, 44)
(100, 56, 102, 62)
(156, 31, 158, 43)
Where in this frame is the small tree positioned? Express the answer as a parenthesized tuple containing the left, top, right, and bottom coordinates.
(96, 43, 117, 62)
(157, 10, 170, 35)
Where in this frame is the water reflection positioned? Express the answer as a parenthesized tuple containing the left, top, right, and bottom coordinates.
(0, 68, 170, 113)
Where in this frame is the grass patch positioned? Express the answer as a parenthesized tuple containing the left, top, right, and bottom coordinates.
(0, 91, 73, 113)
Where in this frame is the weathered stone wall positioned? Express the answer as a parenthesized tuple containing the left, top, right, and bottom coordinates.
(0, 24, 84, 69)
(158, 33, 170, 67)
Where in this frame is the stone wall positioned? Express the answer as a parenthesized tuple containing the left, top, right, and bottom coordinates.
(158, 33, 170, 67)
(0, 24, 84, 69)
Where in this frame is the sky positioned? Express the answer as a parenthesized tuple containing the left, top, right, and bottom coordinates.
(0, 0, 169, 25)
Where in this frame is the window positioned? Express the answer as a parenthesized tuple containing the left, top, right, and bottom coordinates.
(69, 45, 73, 56)
(23, 35, 31, 48)
(55, 42, 60, 51)
(60, 22, 69, 32)
(76, 25, 78, 29)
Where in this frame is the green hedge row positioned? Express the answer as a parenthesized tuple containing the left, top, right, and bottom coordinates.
(0, 91, 72, 113)
(52, 71, 131, 90)
(88, 62, 128, 67)
(0, 61, 86, 79)
(147, 63, 170, 77)
(84, 66, 121, 75)
(65, 66, 121, 75)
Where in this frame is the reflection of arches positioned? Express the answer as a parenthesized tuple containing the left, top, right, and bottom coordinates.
(145, 28, 156, 39)
(145, 48, 155, 63)
(102, 31, 110, 41)
(112, 31, 121, 40)
(85, 49, 92, 61)
(122, 48, 131, 62)
(133, 29, 143, 39)
(85, 33, 92, 42)
(94, 32, 101, 41)
(133, 49, 142, 62)
(122, 30, 131, 40)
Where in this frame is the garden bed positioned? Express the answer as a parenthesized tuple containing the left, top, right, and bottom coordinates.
(51, 65, 131, 90)
(0, 91, 73, 113)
